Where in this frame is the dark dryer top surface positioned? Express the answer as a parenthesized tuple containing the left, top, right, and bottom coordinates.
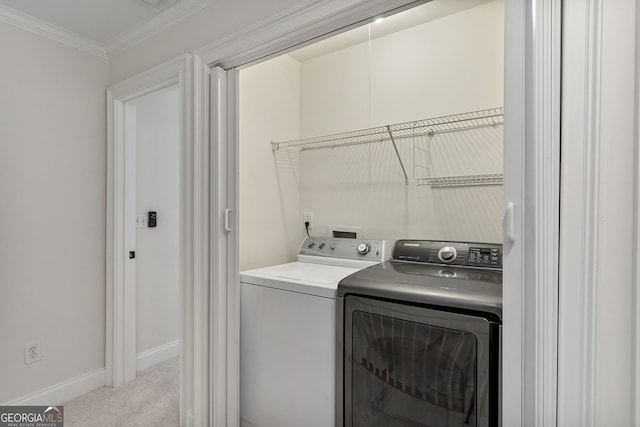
(337, 240, 503, 319)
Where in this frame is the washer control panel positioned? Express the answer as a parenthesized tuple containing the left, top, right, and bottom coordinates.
(298, 237, 390, 263)
(393, 240, 502, 269)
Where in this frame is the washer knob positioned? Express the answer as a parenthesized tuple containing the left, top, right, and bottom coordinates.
(357, 243, 370, 255)
(438, 246, 457, 263)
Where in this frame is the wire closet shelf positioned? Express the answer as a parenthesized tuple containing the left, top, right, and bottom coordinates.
(271, 107, 504, 187)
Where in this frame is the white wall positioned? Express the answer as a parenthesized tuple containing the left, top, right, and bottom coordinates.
(300, 1, 504, 136)
(0, 22, 109, 403)
(298, 1, 504, 244)
(134, 87, 180, 359)
(239, 56, 301, 271)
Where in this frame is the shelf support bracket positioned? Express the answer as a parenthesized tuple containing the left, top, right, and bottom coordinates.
(387, 126, 408, 185)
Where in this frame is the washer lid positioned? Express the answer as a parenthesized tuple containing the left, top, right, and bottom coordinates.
(338, 261, 502, 319)
(240, 261, 362, 298)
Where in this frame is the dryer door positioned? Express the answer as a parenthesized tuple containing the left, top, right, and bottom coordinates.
(343, 296, 495, 427)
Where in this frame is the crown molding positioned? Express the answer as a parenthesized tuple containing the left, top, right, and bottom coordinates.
(105, 0, 214, 57)
(0, 3, 107, 58)
(141, 0, 180, 13)
(0, 0, 214, 59)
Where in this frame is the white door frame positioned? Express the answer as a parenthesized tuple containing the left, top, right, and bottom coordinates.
(561, 0, 639, 424)
(194, 0, 561, 425)
(106, 54, 206, 426)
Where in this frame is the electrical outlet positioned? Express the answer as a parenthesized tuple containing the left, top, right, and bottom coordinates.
(24, 341, 42, 365)
(303, 212, 314, 230)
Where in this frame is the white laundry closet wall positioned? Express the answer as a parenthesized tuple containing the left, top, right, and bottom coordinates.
(239, 56, 301, 271)
(298, 0, 504, 244)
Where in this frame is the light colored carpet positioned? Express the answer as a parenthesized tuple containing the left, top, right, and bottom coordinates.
(63, 356, 179, 427)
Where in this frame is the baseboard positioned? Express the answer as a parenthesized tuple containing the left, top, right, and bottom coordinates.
(3, 368, 105, 406)
(2, 341, 179, 406)
(136, 340, 179, 372)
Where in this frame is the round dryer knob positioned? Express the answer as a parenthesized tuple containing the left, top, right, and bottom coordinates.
(438, 246, 457, 263)
(357, 243, 370, 255)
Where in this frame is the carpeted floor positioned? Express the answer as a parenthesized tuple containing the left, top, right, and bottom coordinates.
(63, 357, 179, 427)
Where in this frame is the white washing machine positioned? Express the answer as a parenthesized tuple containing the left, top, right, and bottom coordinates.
(240, 237, 390, 427)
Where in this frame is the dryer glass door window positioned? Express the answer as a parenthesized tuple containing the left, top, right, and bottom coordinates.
(351, 311, 477, 426)
(343, 296, 492, 427)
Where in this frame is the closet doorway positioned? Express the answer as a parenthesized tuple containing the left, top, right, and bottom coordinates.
(106, 55, 196, 426)
(198, 0, 560, 424)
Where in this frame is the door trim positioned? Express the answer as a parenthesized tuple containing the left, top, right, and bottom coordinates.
(558, 0, 608, 424)
(636, 0, 640, 419)
(106, 54, 202, 426)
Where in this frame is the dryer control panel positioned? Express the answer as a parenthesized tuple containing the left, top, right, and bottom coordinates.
(393, 240, 502, 269)
(298, 237, 391, 263)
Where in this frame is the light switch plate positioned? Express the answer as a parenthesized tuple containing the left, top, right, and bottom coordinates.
(136, 214, 146, 228)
